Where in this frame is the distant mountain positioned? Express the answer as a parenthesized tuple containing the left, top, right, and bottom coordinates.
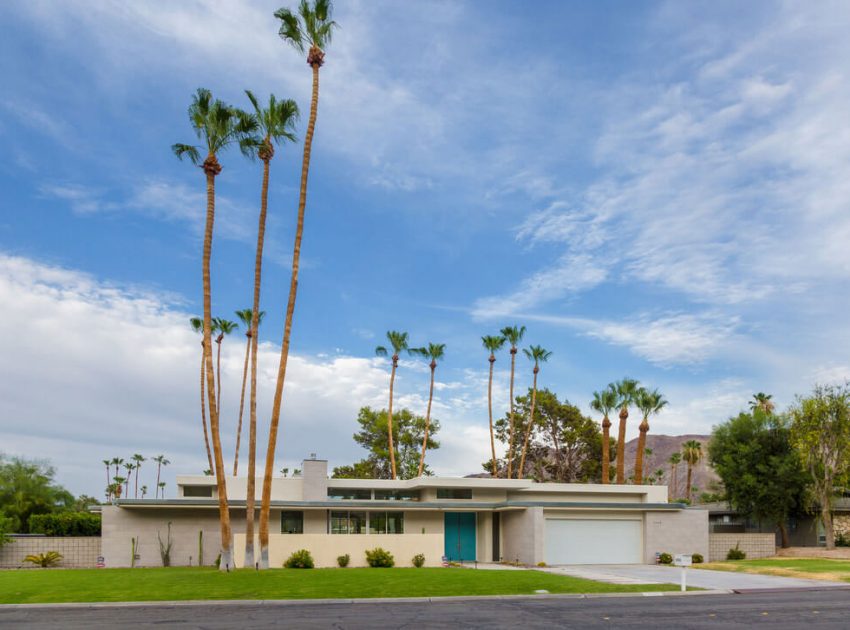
(623, 434, 719, 502)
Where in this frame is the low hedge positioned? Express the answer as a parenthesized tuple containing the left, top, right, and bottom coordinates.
(28, 512, 101, 536)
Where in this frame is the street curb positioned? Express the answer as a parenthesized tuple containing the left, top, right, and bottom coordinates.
(0, 590, 733, 610)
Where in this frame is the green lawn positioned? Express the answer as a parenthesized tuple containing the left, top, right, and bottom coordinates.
(0, 567, 682, 604)
(698, 558, 850, 582)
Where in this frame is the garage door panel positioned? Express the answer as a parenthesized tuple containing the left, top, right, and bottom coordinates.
(545, 519, 642, 565)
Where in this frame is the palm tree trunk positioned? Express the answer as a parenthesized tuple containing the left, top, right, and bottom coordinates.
(200, 348, 214, 473)
(203, 166, 233, 572)
(686, 463, 693, 503)
(246, 154, 271, 569)
(634, 419, 649, 484)
(601, 417, 611, 484)
(506, 348, 517, 479)
(417, 363, 436, 477)
(616, 408, 628, 483)
(387, 359, 398, 479)
(778, 521, 790, 548)
(105, 465, 110, 501)
(216, 339, 222, 411)
(487, 356, 497, 477)
(155, 463, 161, 500)
(518, 369, 539, 478)
(259, 62, 321, 569)
(233, 334, 251, 476)
(134, 465, 140, 499)
(669, 463, 676, 499)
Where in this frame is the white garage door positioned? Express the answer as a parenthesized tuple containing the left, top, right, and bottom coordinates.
(545, 518, 642, 565)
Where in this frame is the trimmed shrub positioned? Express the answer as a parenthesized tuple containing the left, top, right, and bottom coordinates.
(412, 553, 425, 568)
(284, 549, 314, 569)
(726, 543, 746, 561)
(691, 553, 704, 564)
(365, 547, 394, 568)
(537, 561, 547, 567)
(24, 551, 63, 567)
(337, 553, 350, 568)
(28, 512, 101, 536)
(658, 552, 673, 565)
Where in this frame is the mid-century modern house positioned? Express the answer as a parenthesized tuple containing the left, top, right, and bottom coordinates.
(100, 457, 708, 568)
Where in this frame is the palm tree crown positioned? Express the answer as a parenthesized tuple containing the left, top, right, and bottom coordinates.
(172, 88, 257, 173)
(522, 344, 552, 371)
(636, 388, 668, 418)
(375, 331, 411, 362)
(482, 335, 506, 357)
(410, 343, 446, 366)
(274, 0, 338, 66)
(214, 318, 239, 338)
(591, 386, 618, 483)
(243, 91, 299, 161)
(235, 309, 266, 335)
(500, 325, 526, 350)
(749, 392, 775, 415)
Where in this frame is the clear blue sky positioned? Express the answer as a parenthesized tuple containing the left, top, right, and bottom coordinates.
(1, 0, 849, 496)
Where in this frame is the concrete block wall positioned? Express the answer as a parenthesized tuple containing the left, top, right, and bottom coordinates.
(501, 507, 543, 565)
(0, 536, 101, 568)
(644, 509, 709, 563)
(709, 533, 775, 561)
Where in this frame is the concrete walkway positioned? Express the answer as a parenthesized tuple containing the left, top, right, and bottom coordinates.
(540, 564, 850, 591)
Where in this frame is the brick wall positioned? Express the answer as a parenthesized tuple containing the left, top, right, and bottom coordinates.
(0, 536, 102, 569)
(709, 533, 775, 561)
(644, 509, 709, 563)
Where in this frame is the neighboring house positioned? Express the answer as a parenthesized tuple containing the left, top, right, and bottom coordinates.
(99, 457, 708, 568)
(705, 499, 850, 547)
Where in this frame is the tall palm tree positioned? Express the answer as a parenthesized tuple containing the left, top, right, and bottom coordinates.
(240, 87, 299, 570)
(158, 481, 166, 499)
(131, 454, 145, 499)
(517, 345, 552, 478)
(190, 317, 215, 474)
(113, 477, 126, 499)
(102, 459, 112, 501)
(481, 335, 506, 476)
(173, 88, 255, 571)
(122, 462, 134, 496)
(140, 485, 148, 499)
(111, 457, 124, 482)
(590, 386, 618, 484)
(681, 440, 703, 503)
(410, 343, 445, 477)
(633, 388, 668, 484)
(612, 378, 640, 484)
(213, 317, 238, 406)
(153, 455, 170, 499)
(668, 452, 682, 499)
(500, 325, 526, 478)
(259, 0, 338, 571)
(375, 331, 411, 480)
(749, 392, 775, 415)
(233, 309, 266, 477)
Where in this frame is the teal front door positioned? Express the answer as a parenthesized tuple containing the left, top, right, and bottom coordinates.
(444, 512, 476, 561)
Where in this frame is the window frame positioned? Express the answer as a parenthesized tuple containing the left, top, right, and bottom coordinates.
(280, 510, 304, 534)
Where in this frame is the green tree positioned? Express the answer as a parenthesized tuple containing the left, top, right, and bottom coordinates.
(332, 407, 440, 480)
(152, 455, 170, 500)
(517, 345, 552, 478)
(190, 317, 215, 474)
(410, 343, 445, 477)
(709, 410, 807, 548)
(0, 511, 12, 548)
(590, 386, 618, 484)
(500, 325, 526, 479)
(613, 378, 640, 484)
(375, 331, 412, 480)
(481, 335, 506, 476)
(681, 440, 703, 504)
(131, 454, 145, 499)
(212, 317, 238, 406)
(633, 388, 667, 484)
(0, 456, 74, 532)
(173, 88, 255, 571)
(260, 0, 338, 571)
(495, 389, 604, 482)
(789, 384, 850, 549)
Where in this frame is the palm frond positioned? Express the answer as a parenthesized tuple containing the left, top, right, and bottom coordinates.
(275, 7, 306, 52)
(375, 346, 388, 357)
(172, 143, 201, 165)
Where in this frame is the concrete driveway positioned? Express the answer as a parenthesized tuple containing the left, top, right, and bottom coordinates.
(541, 564, 850, 591)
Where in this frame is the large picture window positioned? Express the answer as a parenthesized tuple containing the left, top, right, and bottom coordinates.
(374, 489, 419, 501)
(368, 511, 404, 534)
(280, 511, 303, 534)
(182, 485, 213, 498)
(327, 488, 371, 500)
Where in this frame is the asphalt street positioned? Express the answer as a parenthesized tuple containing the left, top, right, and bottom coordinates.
(3, 589, 850, 629)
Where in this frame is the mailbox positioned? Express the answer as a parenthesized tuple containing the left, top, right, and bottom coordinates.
(673, 554, 692, 567)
